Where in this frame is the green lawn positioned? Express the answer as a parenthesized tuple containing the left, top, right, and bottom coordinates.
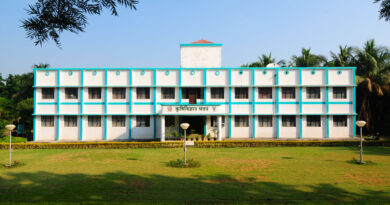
(0, 147, 389, 204)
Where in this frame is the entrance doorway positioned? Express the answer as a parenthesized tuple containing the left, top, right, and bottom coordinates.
(180, 116, 205, 135)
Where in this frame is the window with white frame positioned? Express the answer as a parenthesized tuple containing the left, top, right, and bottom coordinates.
(211, 88, 224, 99)
(211, 116, 225, 127)
(64, 116, 77, 127)
(307, 87, 320, 99)
(42, 88, 54, 99)
(333, 116, 347, 127)
(235, 88, 248, 99)
(258, 116, 272, 127)
(88, 88, 101, 99)
(333, 87, 347, 99)
(258, 88, 272, 99)
(161, 88, 175, 99)
(234, 116, 249, 127)
(307, 116, 321, 127)
(136, 116, 150, 127)
(88, 116, 101, 127)
(65, 88, 78, 99)
(41, 116, 54, 127)
(282, 116, 296, 127)
(136, 88, 150, 99)
(282, 88, 295, 99)
(112, 116, 126, 127)
(112, 88, 126, 99)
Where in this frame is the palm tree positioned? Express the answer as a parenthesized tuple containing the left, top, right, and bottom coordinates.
(290, 48, 327, 67)
(329, 45, 354, 67)
(32, 63, 50, 68)
(242, 53, 285, 67)
(354, 39, 390, 133)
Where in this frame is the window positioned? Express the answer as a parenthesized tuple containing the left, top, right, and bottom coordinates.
(333, 116, 347, 127)
(165, 116, 175, 127)
(211, 116, 225, 127)
(137, 88, 150, 99)
(88, 116, 101, 127)
(182, 88, 203, 99)
(136, 116, 150, 127)
(161, 88, 175, 99)
(41, 116, 54, 127)
(282, 88, 295, 99)
(64, 116, 77, 127)
(234, 116, 249, 127)
(112, 116, 126, 127)
(211, 88, 224, 99)
(333, 87, 347, 99)
(258, 116, 272, 127)
(235, 88, 248, 99)
(307, 87, 320, 99)
(65, 88, 78, 99)
(258, 88, 272, 99)
(112, 88, 126, 99)
(42, 88, 54, 99)
(307, 116, 321, 127)
(88, 88, 101, 99)
(282, 116, 296, 127)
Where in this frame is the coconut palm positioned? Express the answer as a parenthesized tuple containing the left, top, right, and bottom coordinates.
(290, 48, 327, 67)
(354, 39, 390, 132)
(329, 45, 354, 67)
(32, 63, 50, 68)
(242, 53, 285, 67)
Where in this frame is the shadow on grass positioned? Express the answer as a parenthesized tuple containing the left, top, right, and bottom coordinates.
(0, 172, 388, 204)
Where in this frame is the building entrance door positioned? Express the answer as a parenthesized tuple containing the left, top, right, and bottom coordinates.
(180, 116, 205, 135)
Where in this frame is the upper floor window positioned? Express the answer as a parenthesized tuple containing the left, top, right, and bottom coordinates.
(333, 87, 346, 99)
(64, 116, 77, 127)
(88, 88, 101, 99)
(282, 88, 295, 99)
(112, 116, 126, 127)
(137, 88, 150, 99)
(136, 116, 150, 127)
(211, 88, 224, 99)
(41, 116, 54, 127)
(211, 116, 225, 127)
(307, 87, 320, 99)
(65, 88, 78, 99)
(258, 88, 272, 99)
(307, 116, 321, 127)
(235, 116, 249, 127)
(161, 88, 175, 99)
(258, 116, 272, 127)
(182, 88, 203, 99)
(88, 116, 101, 127)
(333, 116, 347, 127)
(282, 116, 296, 127)
(42, 88, 54, 99)
(235, 88, 248, 99)
(112, 88, 126, 99)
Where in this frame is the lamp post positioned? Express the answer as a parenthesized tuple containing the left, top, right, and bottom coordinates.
(5, 124, 16, 166)
(180, 123, 190, 165)
(356, 120, 366, 164)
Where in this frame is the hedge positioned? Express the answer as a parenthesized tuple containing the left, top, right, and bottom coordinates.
(0, 142, 183, 149)
(194, 140, 390, 148)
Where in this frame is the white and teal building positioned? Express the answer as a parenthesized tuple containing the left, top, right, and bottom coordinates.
(33, 40, 356, 141)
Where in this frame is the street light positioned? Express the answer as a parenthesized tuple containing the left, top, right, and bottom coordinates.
(5, 124, 16, 166)
(356, 120, 366, 164)
(180, 123, 190, 166)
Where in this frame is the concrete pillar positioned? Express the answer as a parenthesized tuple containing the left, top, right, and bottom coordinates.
(217, 116, 222, 141)
(160, 116, 165, 142)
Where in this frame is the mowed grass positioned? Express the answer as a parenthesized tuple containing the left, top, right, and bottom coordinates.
(0, 147, 389, 204)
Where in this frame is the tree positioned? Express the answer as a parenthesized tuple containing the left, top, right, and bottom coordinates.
(290, 48, 327, 67)
(33, 63, 50, 68)
(22, 0, 138, 47)
(354, 39, 390, 133)
(242, 53, 286, 67)
(329, 45, 355, 67)
(375, 0, 390, 22)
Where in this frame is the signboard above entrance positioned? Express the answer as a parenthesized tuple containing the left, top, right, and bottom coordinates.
(161, 105, 222, 114)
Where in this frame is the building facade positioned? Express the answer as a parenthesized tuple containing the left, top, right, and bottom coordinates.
(33, 40, 356, 141)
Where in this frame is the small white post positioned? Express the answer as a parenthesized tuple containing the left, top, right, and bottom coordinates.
(217, 116, 222, 141)
(160, 116, 165, 142)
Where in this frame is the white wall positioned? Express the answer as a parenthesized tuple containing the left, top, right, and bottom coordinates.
(181, 46, 221, 68)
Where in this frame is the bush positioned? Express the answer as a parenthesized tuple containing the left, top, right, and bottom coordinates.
(0, 136, 27, 143)
(0, 142, 183, 149)
(167, 159, 200, 168)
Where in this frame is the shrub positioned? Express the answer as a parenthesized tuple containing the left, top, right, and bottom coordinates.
(0, 142, 183, 149)
(2, 161, 25, 168)
(167, 159, 200, 168)
(0, 136, 27, 143)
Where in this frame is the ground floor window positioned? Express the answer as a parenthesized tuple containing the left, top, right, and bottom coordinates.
(165, 116, 175, 127)
(136, 116, 150, 127)
(64, 116, 77, 127)
(282, 116, 296, 127)
(258, 116, 272, 127)
(235, 116, 249, 127)
(307, 116, 321, 127)
(41, 116, 54, 127)
(333, 116, 347, 127)
(112, 116, 126, 127)
(88, 116, 101, 127)
(211, 116, 225, 127)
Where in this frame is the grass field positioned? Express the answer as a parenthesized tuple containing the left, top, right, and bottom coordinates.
(0, 146, 389, 204)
